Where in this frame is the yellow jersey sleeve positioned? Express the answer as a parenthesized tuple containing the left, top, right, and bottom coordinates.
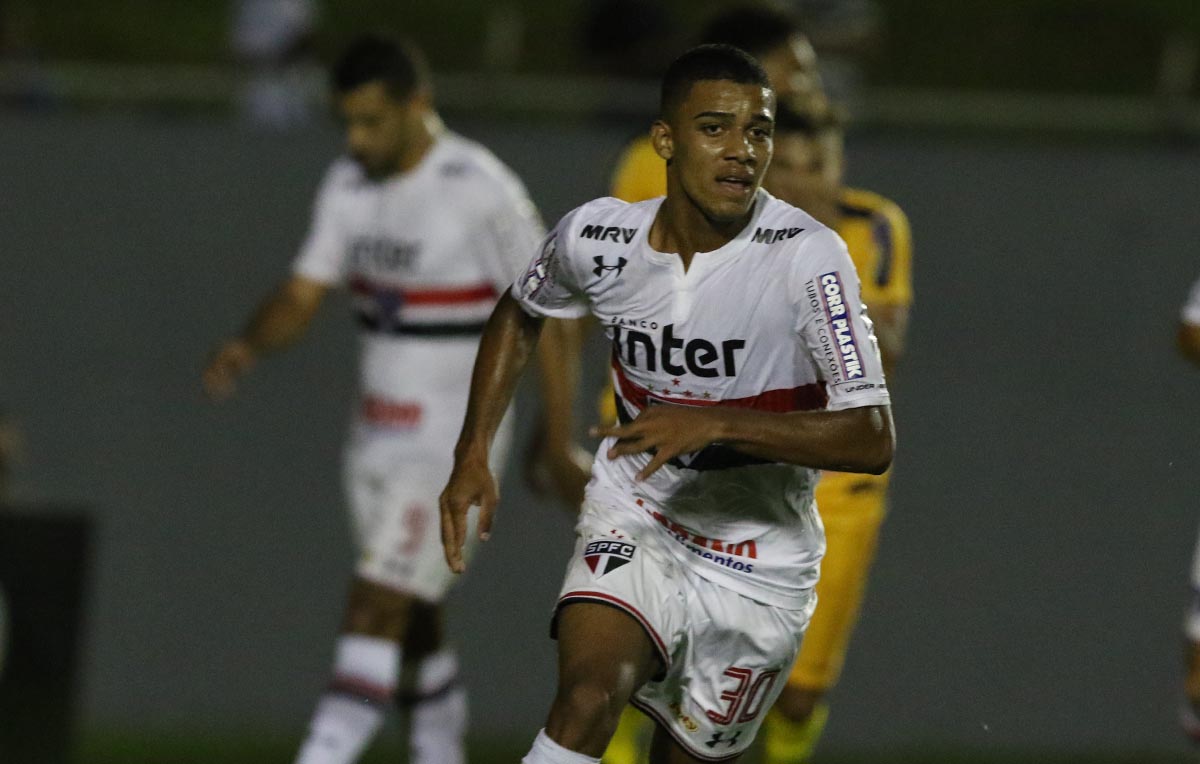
(835, 187, 913, 309)
(610, 135, 666, 202)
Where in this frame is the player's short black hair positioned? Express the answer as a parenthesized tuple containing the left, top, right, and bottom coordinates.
(699, 4, 802, 58)
(331, 33, 429, 99)
(659, 44, 772, 118)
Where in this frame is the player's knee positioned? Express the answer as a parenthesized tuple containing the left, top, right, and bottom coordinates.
(773, 684, 825, 723)
(342, 577, 418, 639)
(551, 677, 626, 740)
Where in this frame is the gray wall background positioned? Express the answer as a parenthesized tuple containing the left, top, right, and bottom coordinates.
(1, 112, 1198, 754)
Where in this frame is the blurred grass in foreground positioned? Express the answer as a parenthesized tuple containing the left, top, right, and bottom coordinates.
(76, 730, 1195, 764)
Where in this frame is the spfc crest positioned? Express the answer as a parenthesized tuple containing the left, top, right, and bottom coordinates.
(584, 540, 635, 576)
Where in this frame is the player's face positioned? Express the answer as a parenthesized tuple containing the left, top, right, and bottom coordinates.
(337, 81, 417, 179)
(764, 128, 842, 212)
(758, 34, 824, 108)
(660, 79, 775, 224)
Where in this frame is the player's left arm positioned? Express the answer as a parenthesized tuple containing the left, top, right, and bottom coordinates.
(597, 227, 895, 480)
(596, 404, 893, 481)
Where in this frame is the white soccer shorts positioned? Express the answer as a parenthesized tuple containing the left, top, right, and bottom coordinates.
(554, 510, 814, 760)
(343, 417, 512, 602)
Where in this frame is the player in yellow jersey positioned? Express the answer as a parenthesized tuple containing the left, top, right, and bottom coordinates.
(601, 96, 911, 762)
(757, 102, 911, 764)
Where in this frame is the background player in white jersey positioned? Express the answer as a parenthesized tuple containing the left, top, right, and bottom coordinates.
(440, 45, 894, 763)
(1178, 274, 1200, 740)
(202, 35, 587, 764)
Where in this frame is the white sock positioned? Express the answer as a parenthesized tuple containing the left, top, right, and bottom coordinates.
(293, 635, 400, 764)
(408, 649, 468, 764)
(522, 729, 601, 764)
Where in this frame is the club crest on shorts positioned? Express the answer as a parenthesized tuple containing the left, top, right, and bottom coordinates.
(584, 539, 636, 576)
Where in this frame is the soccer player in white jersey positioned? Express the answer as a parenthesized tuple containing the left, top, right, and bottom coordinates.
(203, 35, 587, 764)
(440, 45, 895, 763)
(1179, 274, 1200, 740)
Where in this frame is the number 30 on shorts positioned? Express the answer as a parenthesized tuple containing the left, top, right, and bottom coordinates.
(705, 666, 780, 725)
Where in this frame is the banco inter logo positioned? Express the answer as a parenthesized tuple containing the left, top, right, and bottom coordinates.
(611, 322, 745, 378)
(592, 256, 627, 279)
(584, 540, 635, 576)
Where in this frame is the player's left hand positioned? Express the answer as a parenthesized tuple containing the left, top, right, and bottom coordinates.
(591, 405, 725, 481)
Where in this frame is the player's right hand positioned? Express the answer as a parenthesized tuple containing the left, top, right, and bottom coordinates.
(439, 455, 498, 574)
(202, 339, 256, 401)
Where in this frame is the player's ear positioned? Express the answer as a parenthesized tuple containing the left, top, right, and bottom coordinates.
(650, 120, 674, 161)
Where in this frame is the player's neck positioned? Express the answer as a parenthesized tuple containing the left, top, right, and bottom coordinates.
(394, 112, 444, 175)
(651, 190, 754, 270)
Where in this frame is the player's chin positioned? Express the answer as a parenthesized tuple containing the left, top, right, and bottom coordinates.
(702, 196, 756, 224)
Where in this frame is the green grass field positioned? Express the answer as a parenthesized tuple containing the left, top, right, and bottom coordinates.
(75, 730, 1194, 764)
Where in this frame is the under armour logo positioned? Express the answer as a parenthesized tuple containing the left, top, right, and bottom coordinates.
(593, 256, 628, 279)
(705, 730, 742, 749)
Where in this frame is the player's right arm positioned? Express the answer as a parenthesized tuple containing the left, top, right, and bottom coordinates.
(203, 161, 347, 401)
(440, 291, 547, 573)
(203, 276, 329, 400)
(1180, 323, 1200, 367)
(441, 215, 591, 573)
(1180, 276, 1200, 367)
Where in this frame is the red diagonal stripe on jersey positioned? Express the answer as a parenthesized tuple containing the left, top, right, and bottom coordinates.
(403, 284, 497, 305)
(611, 352, 827, 412)
(349, 277, 497, 305)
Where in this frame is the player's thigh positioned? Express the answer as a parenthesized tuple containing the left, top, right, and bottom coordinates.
(791, 486, 887, 690)
(552, 513, 686, 686)
(634, 574, 809, 760)
(555, 601, 662, 700)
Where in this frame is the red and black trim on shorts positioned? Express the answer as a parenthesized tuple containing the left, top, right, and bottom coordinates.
(627, 696, 746, 762)
(552, 590, 670, 681)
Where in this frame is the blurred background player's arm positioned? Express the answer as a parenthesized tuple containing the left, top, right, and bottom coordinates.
(529, 317, 591, 508)
(857, 192, 913, 377)
(1178, 276, 1200, 366)
(202, 275, 329, 400)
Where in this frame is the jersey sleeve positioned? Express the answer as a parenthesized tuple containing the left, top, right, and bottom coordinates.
(609, 136, 666, 203)
(510, 208, 590, 319)
(291, 163, 349, 285)
(867, 199, 913, 309)
(1183, 275, 1200, 327)
(793, 228, 891, 411)
(472, 171, 547, 292)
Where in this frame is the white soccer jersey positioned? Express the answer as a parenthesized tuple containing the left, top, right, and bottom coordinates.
(513, 190, 890, 609)
(1184, 275, 1200, 327)
(293, 132, 543, 443)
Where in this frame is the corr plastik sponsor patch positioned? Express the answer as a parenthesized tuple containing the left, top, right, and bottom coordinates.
(818, 271, 865, 382)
